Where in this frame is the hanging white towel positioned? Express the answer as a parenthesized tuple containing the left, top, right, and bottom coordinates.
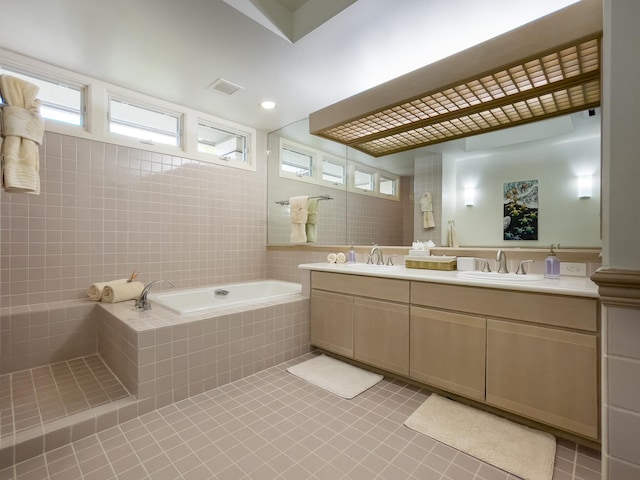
(289, 196, 309, 243)
(305, 198, 319, 243)
(420, 192, 436, 229)
(0, 75, 44, 194)
(448, 222, 459, 248)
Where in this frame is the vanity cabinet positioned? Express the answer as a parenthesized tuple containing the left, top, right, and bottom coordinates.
(309, 269, 600, 440)
(310, 271, 410, 373)
(486, 319, 599, 439)
(310, 289, 354, 357)
(354, 298, 409, 376)
(410, 307, 486, 402)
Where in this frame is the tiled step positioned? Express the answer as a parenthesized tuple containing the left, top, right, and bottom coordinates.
(0, 356, 136, 468)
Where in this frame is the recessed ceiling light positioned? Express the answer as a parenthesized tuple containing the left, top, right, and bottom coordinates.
(261, 101, 277, 110)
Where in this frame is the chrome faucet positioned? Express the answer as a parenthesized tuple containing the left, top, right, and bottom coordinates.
(135, 280, 175, 310)
(369, 245, 384, 265)
(496, 250, 508, 274)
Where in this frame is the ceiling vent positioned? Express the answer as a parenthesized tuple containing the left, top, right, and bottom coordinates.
(309, 0, 603, 157)
(207, 78, 244, 96)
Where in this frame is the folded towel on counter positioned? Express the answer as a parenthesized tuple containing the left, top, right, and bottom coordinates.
(336, 252, 347, 264)
(305, 198, 319, 243)
(289, 195, 309, 243)
(87, 278, 129, 301)
(101, 281, 144, 303)
(0, 75, 44, 194)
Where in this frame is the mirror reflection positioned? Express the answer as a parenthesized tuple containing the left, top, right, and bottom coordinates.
(267, 110, 601, 248)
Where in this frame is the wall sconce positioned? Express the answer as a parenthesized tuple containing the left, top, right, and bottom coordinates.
(578, 175, 592, 198)
(464, 186, 475, 206)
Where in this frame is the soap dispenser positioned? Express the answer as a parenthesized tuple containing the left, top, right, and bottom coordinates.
(545, 244, 560, 279)
(347, 245, 357, 263)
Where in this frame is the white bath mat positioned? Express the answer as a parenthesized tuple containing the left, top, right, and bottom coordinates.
(287, 355, 383, 399)
(405, 394, 556, 480)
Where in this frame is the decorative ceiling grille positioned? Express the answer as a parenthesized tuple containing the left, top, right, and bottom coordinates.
(315, 36, 601, 157)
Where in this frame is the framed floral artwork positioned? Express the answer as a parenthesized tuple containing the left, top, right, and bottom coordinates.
(503, 179, 538, 240)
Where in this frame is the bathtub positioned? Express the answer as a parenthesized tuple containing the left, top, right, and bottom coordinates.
(147, 280, 303, 315)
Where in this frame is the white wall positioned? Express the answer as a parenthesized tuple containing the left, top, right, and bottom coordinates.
(444, 134, 601, 247)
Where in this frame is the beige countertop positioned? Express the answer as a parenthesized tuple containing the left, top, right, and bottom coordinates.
(299, 262, 599, 298)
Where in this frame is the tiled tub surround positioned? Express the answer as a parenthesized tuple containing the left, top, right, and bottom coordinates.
(0, 131, 269, 309)
(0, 293, 309, 469)
(0, 353, 601, 480)
(97, 292, 310, 416)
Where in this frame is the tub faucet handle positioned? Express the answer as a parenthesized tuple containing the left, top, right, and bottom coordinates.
(136, 280, 175, 310)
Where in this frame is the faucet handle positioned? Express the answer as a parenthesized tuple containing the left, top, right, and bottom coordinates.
(366, 254, 373, 265)
(386, 255, 397, 266)
(516, 259, 535, 275)
(478, 258, 492, 272)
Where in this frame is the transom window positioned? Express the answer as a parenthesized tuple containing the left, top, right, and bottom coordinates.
(108, 97, 181, 146)
(0, 66, 84, 126)
(198, 122, 249, 163)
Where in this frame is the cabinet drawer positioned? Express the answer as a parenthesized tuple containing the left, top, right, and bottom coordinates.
(312, 271, 410, 303)
(410, 307, 486, 401)
(354, 298, 409, 376)
(310, 290, 354, 357)
(411, 282, 597, 332)
(486, 319, 599, 439)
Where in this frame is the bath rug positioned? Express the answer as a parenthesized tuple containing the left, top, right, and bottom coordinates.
(287, 355, 383, 399)
(405, 394, 556, 480)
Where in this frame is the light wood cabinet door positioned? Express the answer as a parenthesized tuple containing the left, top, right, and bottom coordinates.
(310, 289, 354, 357)
(486, 319, 599, 439)
(410, 307, 486, 402)
(354, 298, 409, 375)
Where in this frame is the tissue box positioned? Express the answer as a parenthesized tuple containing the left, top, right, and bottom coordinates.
(456, 257, 477, 271)
(405, 255, 457, 271)
(408, 249, 431, 257)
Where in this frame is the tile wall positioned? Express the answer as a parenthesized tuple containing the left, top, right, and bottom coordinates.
(0, 131, 268, 308)
(0, 131, 269, 374)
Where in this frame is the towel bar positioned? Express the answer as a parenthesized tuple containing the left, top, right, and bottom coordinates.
(275, 194, 333, 205)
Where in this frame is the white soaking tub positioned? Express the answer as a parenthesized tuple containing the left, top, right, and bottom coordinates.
(147, 280, 302, 315)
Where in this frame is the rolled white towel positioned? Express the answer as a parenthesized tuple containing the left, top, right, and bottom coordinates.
(87, 278, 128, 301)
(327, 253, 337, 264)
(336, 252, 347, 264)
(101, 281, 144, 303)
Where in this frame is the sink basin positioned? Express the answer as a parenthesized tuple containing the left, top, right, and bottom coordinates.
(343, 263, 404, 272)
(456, 271, 545, 282)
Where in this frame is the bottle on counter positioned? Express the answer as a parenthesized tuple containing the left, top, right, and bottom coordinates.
(347, 245, 357, 263)
(545, 244, 560, 279)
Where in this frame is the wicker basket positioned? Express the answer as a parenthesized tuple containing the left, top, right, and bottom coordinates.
(405, 255, 457, 271)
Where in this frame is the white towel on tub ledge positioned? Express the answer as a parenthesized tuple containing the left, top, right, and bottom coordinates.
(289, 195, 308, 243)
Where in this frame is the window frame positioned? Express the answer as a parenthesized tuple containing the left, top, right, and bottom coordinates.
(107, 94, 183, 148)
(0, 63, 86, 129)
(0, 47, 258, 172)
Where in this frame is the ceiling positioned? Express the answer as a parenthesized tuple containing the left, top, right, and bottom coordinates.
(0, 0, 582, 133)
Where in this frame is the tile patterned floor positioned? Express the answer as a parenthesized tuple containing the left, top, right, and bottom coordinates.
(0, 353, 601, 480)
(1, 356, 131, 442)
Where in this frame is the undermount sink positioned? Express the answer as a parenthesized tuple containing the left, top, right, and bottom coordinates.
(343, 263, 404, 272)
(456, 271, 546, 282)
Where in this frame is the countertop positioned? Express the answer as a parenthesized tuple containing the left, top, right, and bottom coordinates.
(299, 262, 599, 298)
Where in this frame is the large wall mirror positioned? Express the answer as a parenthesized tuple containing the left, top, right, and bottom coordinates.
(267, 109, 601, 248)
